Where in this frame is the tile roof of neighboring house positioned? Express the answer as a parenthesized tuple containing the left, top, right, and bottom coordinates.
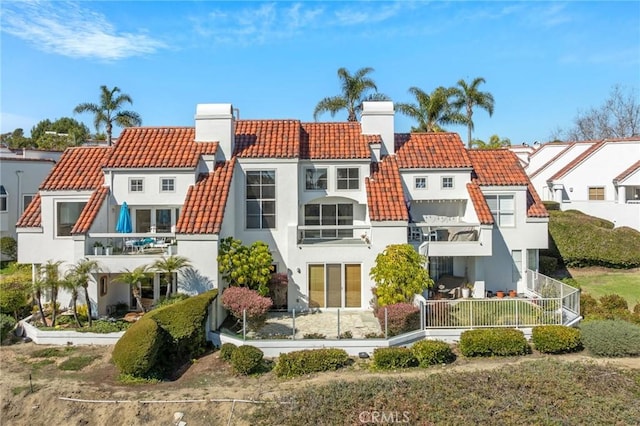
(468, 150, 548, 218)
(104, 127, 218, 168)
(71, 186, 110, 234)
(468, 149, 531, 185)
(300, 122, 378, 159)
(16, 194, 41, 227)
(366, 156, 408, 221)
(549, 138, 637, 181)
(40, 146, 111, 190)
(394, 133, 472, 169)
(234, 120, 300, 158)
(466, 183, 494, 224)
(614, 160, 640, 183)
(176, 159, 236, 234)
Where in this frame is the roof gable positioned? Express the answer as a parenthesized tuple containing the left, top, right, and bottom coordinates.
(615, 160, 640, 183)
(394, 133, 472, 169)
(366, 156, 408, 221)
(16, 194, 41, 228)
(40, 146, 111, 190)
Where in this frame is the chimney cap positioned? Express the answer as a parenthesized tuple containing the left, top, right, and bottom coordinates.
(362, 101, 394, 114)
(196, 103, 234, 117)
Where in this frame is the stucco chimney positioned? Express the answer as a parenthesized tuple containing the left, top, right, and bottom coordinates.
(361, 101, 395, 156)
(195, 103, 235, 160)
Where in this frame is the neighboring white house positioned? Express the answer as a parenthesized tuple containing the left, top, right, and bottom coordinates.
(0, 147, 62, 260)
(17, 102, 549, 327)
(516, 138, 640, 230)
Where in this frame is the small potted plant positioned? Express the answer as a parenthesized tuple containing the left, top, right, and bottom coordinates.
(93, 241, 104, 256)
(104, 241, 113, 256)
(496, 290, 505, 299)
(166, 240, 177, 255)
(508, 289, 517, 298)
(461, 282, 473, 299)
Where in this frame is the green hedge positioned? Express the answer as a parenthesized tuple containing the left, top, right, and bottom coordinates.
(531, 325, 582, 354)
(112, 317, 163, 376)
(112, 290, 217, 378)
(274, 348, 350, 377)
(459, 328, 530, 357)
(545, 210, 640, 268)
(580, 320, 640, 357)
(220, 342, 237, 361)
(539, 256, 558, 276)
(372, 347, 418, 370)
(411, 340, 455, 367)
(0, 314, 16, 342)
(231, 345, 264, 375)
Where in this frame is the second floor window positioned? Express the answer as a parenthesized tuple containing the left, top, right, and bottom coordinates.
(23, 194, 34, 213)
(305, 168, 328, 190)
(337, 168, 359, 190)
(304, 203, 354, 239)
(415, 177, 427, 189)
(486, 194, 515, 227)
(588, 187, 605, 200)
(160, 178, 175, 192)
(441, 176, 454, 189)
(57, 202, 87, 236)
(0, 186, 7, 212)
(246, 170, 276, 229)
(129, 178, 144, 192)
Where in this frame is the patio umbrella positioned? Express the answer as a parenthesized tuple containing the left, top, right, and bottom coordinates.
(116, 202, 132, 233)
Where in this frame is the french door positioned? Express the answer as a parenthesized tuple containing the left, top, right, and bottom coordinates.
(308, 264, 361, 308)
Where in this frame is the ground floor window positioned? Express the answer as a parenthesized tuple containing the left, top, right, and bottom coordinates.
(308, 263, 361, 308)
(512, 250, 523, 284)
(428, 256, 453, 281)
(527, 249, 538, 272)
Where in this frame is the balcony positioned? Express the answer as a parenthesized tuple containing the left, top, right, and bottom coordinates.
(83, 233, 177, 270)
(297, 225, 371, 246)
(410, 219, 492, 257)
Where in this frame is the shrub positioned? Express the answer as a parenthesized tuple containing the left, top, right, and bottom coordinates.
(0, 267, 30, 318)
(112, 317, 164, 377)
(539, 255, 558, 275)
(376, 303, 420, 336)
(0, 237, 17, 261)
(230, 345, 264, 375)
(156, 293, 190, 308)
(372, 347, 418, 370)
(274, 349, 350, 377)
(411, 340, 455, 367)
(581, 293, 600, 317)
(220, 343, 237, 361)
(222, 286, 272, 331)
(532, 325, 582, 354)
(542, 201, 560, 211)
(303, 332, 326, 339)
(78, 320, 130, 333)
(459, 328, 530, 357)
(599, 294, 628, 312)
(0, 314, 16, 342)
(580, 320, 640, 357)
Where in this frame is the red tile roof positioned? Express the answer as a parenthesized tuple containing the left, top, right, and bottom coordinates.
(301, 122, 377, 159)
(40, 146, 111, 190)
(394, 133, 472, 169)
(16, 194, 41, 228)
(468, 149, 530, 185)
(234, 120, 300, 158)
(105, 127, 218, 168)
(366, 156, 408, 221)
(176, 159, 236, 234)
(71, 186, 109, 234)
(614, 160, 640, 183)
(527, 183, 548, 218)
(466, 183, 494, 225)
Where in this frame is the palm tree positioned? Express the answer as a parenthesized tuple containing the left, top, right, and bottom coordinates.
(152, 255, 191, 298)
(31, 278, 47, 326)
(69, 258, 101, 327)
(114, 266, 151, 313)
(60, 271, 83, 328)
(40, 260, 63, 326)
(73, 85, 142, 146)
(471, 134, 512, 149)
(452, 77, 495, 148)
(314, 67, 389, 122)
(396, 86, 468, 132)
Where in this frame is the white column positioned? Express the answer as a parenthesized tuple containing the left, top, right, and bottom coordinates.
(617, 185, 627, 204)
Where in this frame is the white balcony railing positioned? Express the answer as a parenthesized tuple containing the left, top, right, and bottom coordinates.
(298, 225, 371, 245)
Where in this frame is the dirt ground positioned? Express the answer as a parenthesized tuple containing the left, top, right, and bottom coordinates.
(1, 340, 639, 426)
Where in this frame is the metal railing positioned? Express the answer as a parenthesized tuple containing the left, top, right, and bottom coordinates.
(525, 269, 580, 318)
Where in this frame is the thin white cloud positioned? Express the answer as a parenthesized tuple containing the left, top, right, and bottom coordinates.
(0, 112, 38, 134)
(1, 1, 166, 60)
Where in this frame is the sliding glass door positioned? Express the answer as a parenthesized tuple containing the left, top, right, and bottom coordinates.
(308, 263, 361, 308)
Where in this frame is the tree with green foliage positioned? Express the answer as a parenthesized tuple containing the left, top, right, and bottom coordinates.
(68, 258, 101, 326)
(471, 134, 511, 149)
(1, 237, 17, 261)
(0, 129, 32, 149)
(314, 67, 389, 122)
(73, 85, 142, 146)
(60, 271, 83, 327)
(369, 244, 432, 307)
(30, 117, 90, 149)
(152, 255, 191, 298)
(40, 260, 63, 326)
(217, 237, 273, 296)
(396, 86, 468, 132)
(114, 265, 152, 313)
(0, 266, 30, 320)
(452, 77, 495, 148)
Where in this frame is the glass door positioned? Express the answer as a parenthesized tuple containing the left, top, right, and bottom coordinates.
(308, 264, 362, 308)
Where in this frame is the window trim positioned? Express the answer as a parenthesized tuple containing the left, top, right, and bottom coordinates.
(160, 177, 176, 193)
(129, 178, 144, 193)
(414, 176, 428, 190)
(303, 202, 354, 240)
(588, 186, 605, 201)
(55, 201, 87, 237)
(441, 176, 454, 189)
(0, 185, 7, 212)
(245, 169, 277, 230)
(304, 167, 328, 191)
(336, 167, 360, 191)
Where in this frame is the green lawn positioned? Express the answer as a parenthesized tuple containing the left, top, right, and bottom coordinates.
(574, 271, 640, 309)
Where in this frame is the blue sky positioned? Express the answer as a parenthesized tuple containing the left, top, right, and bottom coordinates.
(1, 1, 639, 144)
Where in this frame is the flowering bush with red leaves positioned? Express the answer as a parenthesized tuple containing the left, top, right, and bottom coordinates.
(376, 302, 420, 336)
(222, 286, 273, 331)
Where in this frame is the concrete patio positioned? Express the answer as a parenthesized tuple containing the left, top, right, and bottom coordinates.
(255, 310, 382, 339)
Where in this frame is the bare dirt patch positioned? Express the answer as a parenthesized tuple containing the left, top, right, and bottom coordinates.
(1, 341, 638, 426)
